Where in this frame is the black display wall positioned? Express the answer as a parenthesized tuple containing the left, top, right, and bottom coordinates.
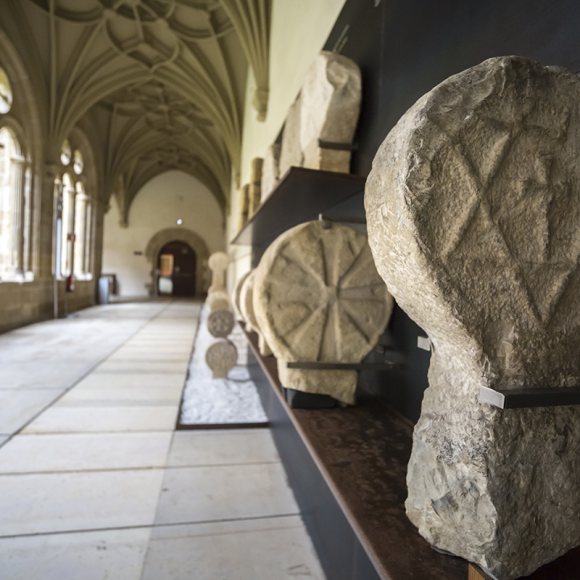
(328, 0, 580, 178)
(313, 0, 580, 421)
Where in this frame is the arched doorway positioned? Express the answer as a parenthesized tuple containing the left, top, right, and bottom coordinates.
(157, 241, 196, 297)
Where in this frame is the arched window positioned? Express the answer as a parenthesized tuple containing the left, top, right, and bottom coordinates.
(0, 67, 34, 282)
(57, 140, 94, 279)
(0, 68, 12, 114)
(0, 126, 31, 279)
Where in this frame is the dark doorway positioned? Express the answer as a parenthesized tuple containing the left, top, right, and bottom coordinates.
(157, 241, 196, 297)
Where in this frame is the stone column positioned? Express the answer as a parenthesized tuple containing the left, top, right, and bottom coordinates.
(248, 157, 263, 216)
(261, 143, 281, 201)
(365, 56, 580, 579)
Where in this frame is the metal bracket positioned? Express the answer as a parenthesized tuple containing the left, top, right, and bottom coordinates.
(479, 386, 580, 409)
(318, 139, 357, 152)
(287, 361, 402, 371)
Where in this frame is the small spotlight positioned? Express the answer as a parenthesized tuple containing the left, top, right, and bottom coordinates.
(176, 218, 183, 225)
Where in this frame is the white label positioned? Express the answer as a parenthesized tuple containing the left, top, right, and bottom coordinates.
(417, 336, 431, 351)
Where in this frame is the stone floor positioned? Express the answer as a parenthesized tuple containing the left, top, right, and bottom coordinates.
(0, 300, 325, 580)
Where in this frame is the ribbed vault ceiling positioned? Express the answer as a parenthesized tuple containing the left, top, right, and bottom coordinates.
(6, 0, 270, 223)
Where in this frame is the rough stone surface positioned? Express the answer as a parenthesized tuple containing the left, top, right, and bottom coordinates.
(207, 309, 235, 338)
(248, 157, 263, 216)
(239, 269, 272, 356)
(238, 184, 250, 231)
(365, 56, 580, 579)
(209, 297, 230, 313)
(279, 93, 304, 177)
(239, 269, 259, 333)
(261, 143, 281, 201)
(205, 339, 238, 379)
(253, 220, 393, 405)
(208, 252, 228, 294)
(234, 270, 251, 320)
(206, 290, 229, 312)
(299, 51, 361, 173)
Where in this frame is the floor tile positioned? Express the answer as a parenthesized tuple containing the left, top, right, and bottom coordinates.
(23, 407, 177, 434)
(94, 361, 189, 374)
(168, 430, 279, 467)
(0, 528, 151, 580)
(142, 516, 325, 580)
(71, 373, 185, 390)
(0, 469, 165, 535)
(58, 386, 183, 405)
(0, 390, 61, 434)
(0, 432, 173, 473)
(154, 463, 298, 525)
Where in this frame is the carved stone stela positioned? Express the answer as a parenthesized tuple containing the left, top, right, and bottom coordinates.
(207, 309, 235, 338)
(207, 251, 228, 294)
(299, 51, 361, 173)
(205, 339, 237, 379)
(365, 56, 580, 579)
(254, 220, 393, 405)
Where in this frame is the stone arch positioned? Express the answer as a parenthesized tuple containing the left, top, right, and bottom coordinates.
(145, 227, 210, 297)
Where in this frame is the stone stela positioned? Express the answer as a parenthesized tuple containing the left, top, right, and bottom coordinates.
(365, 56, 580, 580)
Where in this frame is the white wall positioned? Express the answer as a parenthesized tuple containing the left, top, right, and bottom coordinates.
(103, 170, 224, 297)
(227, 0, 347, 292)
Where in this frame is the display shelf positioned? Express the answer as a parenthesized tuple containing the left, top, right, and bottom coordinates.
(243, 325, 580, 580)
(230, 167, 366, 247)
(243, 325, 465, 579)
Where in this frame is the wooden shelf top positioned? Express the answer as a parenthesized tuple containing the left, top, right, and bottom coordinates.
(243, 326, 580, 580)
(230, 167, 366, 247)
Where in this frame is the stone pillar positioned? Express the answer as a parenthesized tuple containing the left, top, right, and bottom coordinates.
(261, 143, 281, 201)
(248, 157, 263, 216)
(74, 192, 88, 276)
(238, 184, 250, 231)
(207, 251, 228, 294)
(365, 56, 580, 579)
(253, 220, 393, 405)
(279, 93, 304, 177)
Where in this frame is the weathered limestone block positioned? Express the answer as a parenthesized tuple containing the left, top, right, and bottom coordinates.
(208, 252, 228, 294)
(254, 221, 393, 405)
(239, 184, 250, 231)
(365, 56, 580, 579)
(206, 290, 229, 312)
(234, 270, 251, 320)
(248, 157, 263, 216)
(207, 309, 235, 338)
(239, 269, 272, 356)
(205, 339, 237, 379)
(299, 51, 361, 173)
(279, 93, 304, 177)
(261, 143, 281, 201)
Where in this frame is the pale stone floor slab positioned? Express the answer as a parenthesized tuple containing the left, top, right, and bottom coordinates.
(0, 432, 173, 474)
(0, 299, 325, 580)
(167, 430, 279, 467)
(0, 390, 62, 434)
(23, 406, 178, 434)
(142, 517, 325, 580)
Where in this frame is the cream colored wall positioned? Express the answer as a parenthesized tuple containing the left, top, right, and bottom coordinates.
(103, 170, 224, 297)
(227, 0, 347, 291)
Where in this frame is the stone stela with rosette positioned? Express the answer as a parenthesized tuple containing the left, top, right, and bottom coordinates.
(253, 220, 393, 405)
(365, 56, 580, 580)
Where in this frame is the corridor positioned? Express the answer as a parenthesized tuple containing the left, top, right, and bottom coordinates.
(0, 301, 324, 580)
